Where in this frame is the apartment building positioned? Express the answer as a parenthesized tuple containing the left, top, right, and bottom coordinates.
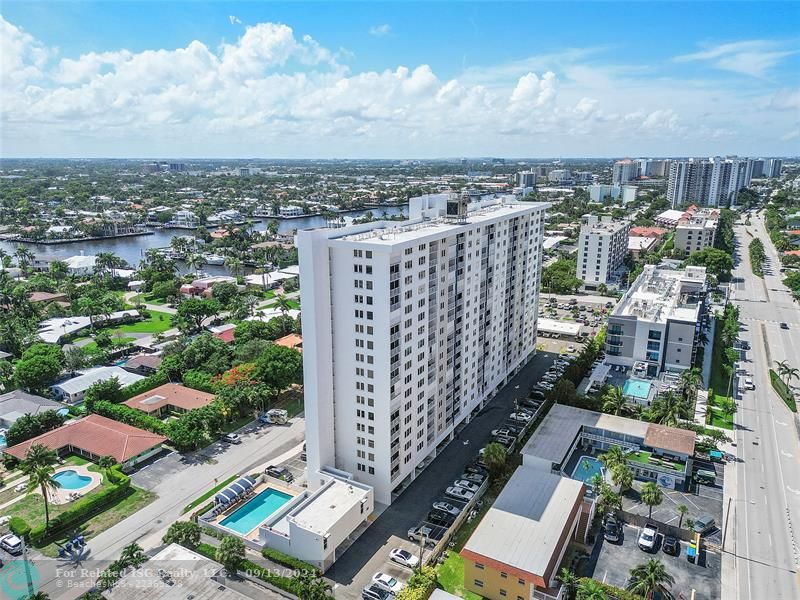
(605, 265, 707, 377)
(516, 170, 537, 188)
(766, 158, 783, 178)
(667, 157, 753, 208)
(588, 184, 637, 204)
(576, 214, 630, 289)
(674, 208, 719, 254)
(299, 192, 547, 504)
(612, 158, 639, 185)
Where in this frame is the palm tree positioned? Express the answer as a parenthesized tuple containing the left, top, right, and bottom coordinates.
(482, 442, 508, 480)
(556, 568, 579, 600)
(626, 559, 675, 599)
(185, 253, 205, 278)
(680, 367, 702, 403)
(97, 455, 117, 476)
(600, 445, 626, 470)
(787, 366, 800, 387)
(576, 578, 608, 600)
(717, 397, 738, 421)
(215, 536, 246, 575)
(677, 504, 689, 529)
(640, 482, 663, 519)
(294, 570, 333, 600)
(610, 464, 633, 492)
(49, 260, 69, 281)
(21, 444, 60, 529)
(775, 360, 790, 384)
(224, 255, 243, 278)
(119, 542, 147, 568)
(24, 593, 51, 600)
(15, 246, 34, 270)
(601, 385, 626, 416)
(95, 252, 120, 280)
(648, 391, 688, 427)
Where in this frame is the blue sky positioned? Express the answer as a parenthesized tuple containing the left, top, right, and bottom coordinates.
(1, 1, 798, 157)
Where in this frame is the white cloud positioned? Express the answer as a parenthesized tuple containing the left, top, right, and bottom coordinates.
(674, 40, 797, 77)
(229, 15, 242, 25)
(369, 24, 391, 37)
(0, 17, 796, 157)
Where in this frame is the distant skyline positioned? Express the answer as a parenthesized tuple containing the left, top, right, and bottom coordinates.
(1, 1, 799, 158)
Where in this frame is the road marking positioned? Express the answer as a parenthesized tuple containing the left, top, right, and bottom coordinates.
(776, 420, 788, 427)
(770, 534, 774, 547)
(781, 450, 793, 459)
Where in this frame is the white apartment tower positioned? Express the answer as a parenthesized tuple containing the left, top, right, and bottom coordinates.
(299, 193, 547, 505)
(667, 157, 753, 208)
(612, 159, 639, 185)
(576, 214, 630, 289)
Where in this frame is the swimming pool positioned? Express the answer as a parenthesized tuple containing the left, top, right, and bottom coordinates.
(52, 469, 93, 490)
(0, 433, 6, 449)
(623, 379, 652, 400)
(220, 488, 293, 535)
(571, 456, 605, 485)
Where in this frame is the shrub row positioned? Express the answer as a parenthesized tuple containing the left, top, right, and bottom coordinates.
(261, 546, 317, 574)
(93, 400, 167, 435)
(396, 566, 437, 600)
(770, 369, 798, 412)
(577, 578, 643, 600)
(195, 542, 300, 595)
(120, 371, 169, 400)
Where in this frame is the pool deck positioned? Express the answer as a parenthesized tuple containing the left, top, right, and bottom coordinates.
(49, 464, 102, 505)
(208, 480, 297, 540)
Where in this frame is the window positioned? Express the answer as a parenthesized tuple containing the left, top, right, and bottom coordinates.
(499, 590, 507, 598)
(500, 572, 508, 579)
(474, 563, 484, 570)
(473, 580, 484, 589)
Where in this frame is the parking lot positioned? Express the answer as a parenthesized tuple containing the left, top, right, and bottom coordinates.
(325, 350, 559, 600)
(590, 522, 721, 599)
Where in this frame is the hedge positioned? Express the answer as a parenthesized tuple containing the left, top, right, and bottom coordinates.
(261, 547, 317, 574)
(770, 369, 798, 412)
(27, 467, 131, 545)
(396, 566, 437, 600)
(196, 542, 300, 595)
(120, 371, 169, 400)
(93, 400, 167, 435)
(182, 369, 219, 394)
(577, 578, 643, 600)
(9, 516, 30, 539)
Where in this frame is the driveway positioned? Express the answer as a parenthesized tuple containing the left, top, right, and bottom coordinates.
(325, 351, 558, 599)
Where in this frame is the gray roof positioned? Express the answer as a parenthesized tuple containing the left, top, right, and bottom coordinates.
(521, 404, 649, 465)
(52, 367, 144, 395)
(462, 465, 584, 578)
(0, 390, 65, 425)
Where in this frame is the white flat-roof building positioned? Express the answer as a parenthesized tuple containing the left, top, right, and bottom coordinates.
(576, 214, 630, 289)
(260, 469, 373, 572)
(299, 192, 547, 504)
(588, 184, 637, 204)
(537, 318, 582, 338)
(52, 366, 145, 404)
(37, 310, 141, 344)
(606, 265, 707, 376)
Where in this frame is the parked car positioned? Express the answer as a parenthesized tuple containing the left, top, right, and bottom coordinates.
(603, 517, 621, 543)
(0, 516, 10, 527)
(662, 535, 680, 556)
(453, 479, 481, 493)
(464, 463, 488, 477)
(372, 573, 404, 594)
(492, 427, 516, 438)
(638, 524, 658, 552)
(445, 486, 475, 501)
(389, 548, 419, 568)
(529, 390, 546, 400)
(265, 465, 294, 482)
(220, 433, 241, 445)
(433, 502, 462, 516)
(693, 516, 716, 534)
(408, 524, 438, 546)
(744, 377, 755, 390)
(362, 583, 394, 600)
(0, 533, 23, 555)
(460, 472, 486, 484)
(567, 345, 576, 353)
(780, 322, 790, 330)
(509, 412, 532, 422)
(427, 510, 456, 527)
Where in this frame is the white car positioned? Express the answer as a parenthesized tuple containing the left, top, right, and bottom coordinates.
(0, 516, 10, 527)
(373, 572, 404, 594)
(453, 479, 480, 493)
(567, 345, 576, 353)
(432, 502, 461, 516)
(446, 486, 475, 501)
(460, 472, 486, 485)
(389, 548, 419, 568)
(0, 533, 22, 555)
(638, 525, 658, 552)
(509, 412, 532, 422)
(744, 377, 755, 390)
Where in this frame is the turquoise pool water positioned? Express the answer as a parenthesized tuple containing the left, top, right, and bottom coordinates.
(623, 379, 652, 400)
(52, 469, 93, 490)
(572, 456, 605, 484)
(0, 433, 6, 448)
(220, 488, 293, 534)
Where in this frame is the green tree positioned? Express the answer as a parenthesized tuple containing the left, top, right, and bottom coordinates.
(175, 297, 221, 333)
(556, 568, 579, 600)
(120, 542, 147, 568)
(685, 247, 734, 279)
(677, 504, 689, 529)
(162, 521, 202, 550)
(215, 536, 246, 575)
(680, 367, 703, 403)
(293, 570, 333, 600)
(601, 386, 626, 416)
(254, 344, 303, 390)
(482, 442, 508, 480)
(718, 396, 738, 420)
(20, 444, 60, 529)
(610, 464, 633, 492)
(97, 455, 117, 473)
(6, 410, 66, 447)
(549, 379, 579, 405)
(576, 578, 608, 600)
(600, 444, 626, 470)
(640, 482, 663, 519)
(626, 559, 675, 599)
(211, 281, 239, 307)
(14, 352, 64, 393)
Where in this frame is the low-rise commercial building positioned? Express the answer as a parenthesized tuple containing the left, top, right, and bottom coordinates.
(606, 265, 707, 377)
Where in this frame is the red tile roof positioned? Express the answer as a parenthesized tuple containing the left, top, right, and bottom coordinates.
(123, 383, 215, 414)
(274, 333, 303, 351)
(784, 250, 800, 256)
(629, 226, 667, 238)
(213, 328, 236, 344)
(3, 414, 166, 464)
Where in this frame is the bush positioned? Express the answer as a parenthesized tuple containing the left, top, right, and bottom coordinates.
(9, 516, 31, 539)
(396, 565, 437, 600)
(262, 547, 317, 573)
(196, 543, 300, 594)
(120, 371, 169, 400)
(92, 400, 167, 435)
(29, 467, 131, 545)
(577, 578, 643, 600)
(182, 369, 219, 393)
(770, 369, 797, 412)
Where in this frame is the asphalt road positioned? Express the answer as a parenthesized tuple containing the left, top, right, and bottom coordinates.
(325, 349, 558, 599)
(725, 212, 800, 600)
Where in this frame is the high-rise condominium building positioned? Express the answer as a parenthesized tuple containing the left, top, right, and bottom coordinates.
(667, 157, 753, 208)
(299, 193, 547, 505)
(612, 159, 639, 185)
(576, 214, 630, 289)
(766, 158, 783, 178)
(516, 170, 537, 188)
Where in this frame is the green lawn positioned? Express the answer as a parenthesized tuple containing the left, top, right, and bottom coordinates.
(82, 336, 136, 352)
(113, 311, 173, 334)
(182, 474, 238, 514)
(627, 450, 686, 472)
(437, 551, 484, 600)
(708, 394, 735, 429)
(38, 486, 157, 557)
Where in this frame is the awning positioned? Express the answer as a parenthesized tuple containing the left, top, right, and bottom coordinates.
(214, 476, 256, 504)
(215, 488, 238, 504)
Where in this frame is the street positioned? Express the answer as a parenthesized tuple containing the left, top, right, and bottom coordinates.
(724, 212, 800, 600)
